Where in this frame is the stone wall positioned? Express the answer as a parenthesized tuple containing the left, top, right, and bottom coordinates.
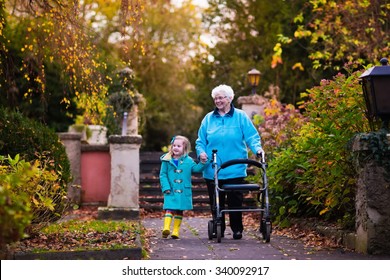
(59, 132, 142, 220)
(351, 132, 390, 254)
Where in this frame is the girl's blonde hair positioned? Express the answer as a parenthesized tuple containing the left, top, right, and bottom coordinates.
(170, 135, 191, 155)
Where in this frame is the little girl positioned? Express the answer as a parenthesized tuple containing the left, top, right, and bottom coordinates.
(159, 135, 207, 239)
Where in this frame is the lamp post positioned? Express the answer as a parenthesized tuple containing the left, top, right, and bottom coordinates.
(247, 68, 261, 95)
(360, 58, 390, 130)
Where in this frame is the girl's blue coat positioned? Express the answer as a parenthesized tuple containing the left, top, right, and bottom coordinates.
(160, 153, 207, 210)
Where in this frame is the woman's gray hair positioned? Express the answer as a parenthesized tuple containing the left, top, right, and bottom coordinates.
(211, 84, 235, 100)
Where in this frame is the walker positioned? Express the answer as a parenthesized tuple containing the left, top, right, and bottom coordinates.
(208, 149, 272, 243)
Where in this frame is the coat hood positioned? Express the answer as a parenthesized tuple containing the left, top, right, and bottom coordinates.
(160, 153, 188, 162)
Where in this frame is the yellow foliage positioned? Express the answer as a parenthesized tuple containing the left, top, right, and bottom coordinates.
(292, 62, 304, 71)
(319, 208, 329, 215)
(2, 0, 144, 124)
(271, 55, 282, 69)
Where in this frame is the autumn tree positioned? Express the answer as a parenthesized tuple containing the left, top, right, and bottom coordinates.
(273, 0, 390, 71)
(191, 0, 325, 107)
(0, 0, 143, 129)
(114, 0, 205, 150)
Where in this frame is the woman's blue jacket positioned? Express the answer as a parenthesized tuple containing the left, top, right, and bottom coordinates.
(195, 106, 262, 180)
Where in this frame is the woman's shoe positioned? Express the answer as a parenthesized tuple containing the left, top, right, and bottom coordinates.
(233, 231, 242, 240)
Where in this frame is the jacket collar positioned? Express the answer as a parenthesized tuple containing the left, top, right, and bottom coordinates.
(213, 103, 235, 117)
(161, 153, 187, 161)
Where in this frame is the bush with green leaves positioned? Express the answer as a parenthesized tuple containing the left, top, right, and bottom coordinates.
(0, 154, 68, 252)
(0, 107, 71, 184)
(254, 98, 307, 159)
(264, 64, 371, 229)
(0, 107, 71, 226)
(0, 158, 33, 253)
(0, 155, 35, 251)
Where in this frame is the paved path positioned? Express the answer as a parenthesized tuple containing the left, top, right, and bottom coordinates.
(142, 217, 390, 260)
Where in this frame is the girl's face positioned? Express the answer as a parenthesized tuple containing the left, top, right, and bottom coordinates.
(171, 139, 185, 157)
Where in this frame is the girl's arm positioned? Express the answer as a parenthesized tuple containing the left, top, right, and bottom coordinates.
(159, 161, 171, 193)
(191, 158, 208, 173)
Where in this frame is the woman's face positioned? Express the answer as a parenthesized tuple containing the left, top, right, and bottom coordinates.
(213, 92, 230, 111)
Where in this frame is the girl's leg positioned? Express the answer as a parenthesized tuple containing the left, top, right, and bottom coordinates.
(162, 210, 173, 238)
(171, 210, 183, 239)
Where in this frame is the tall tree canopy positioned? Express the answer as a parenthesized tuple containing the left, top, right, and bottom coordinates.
(274, 0, 390, 70)
(195, 0, 389, 107)
(1, 0, 206, 150)
(193, 0, 319, 106)
(115, 0, 205, 150)
(1, 0, 388, 150)
(0, 0, 143, 129)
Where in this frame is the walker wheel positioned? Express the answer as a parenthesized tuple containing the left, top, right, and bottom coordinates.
(264, 221, 271, 243)
(208, 220, 214, 240)
(216, 223, 222, 243)
(259, 213, 265, 236)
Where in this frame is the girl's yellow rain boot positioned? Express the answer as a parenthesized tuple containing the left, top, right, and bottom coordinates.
(162, 213, 173, 238)
(171, 215, 182, 239)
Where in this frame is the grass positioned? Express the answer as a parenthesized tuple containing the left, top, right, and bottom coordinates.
(8, 219, 142, 254)
(42, 220, 139, 234)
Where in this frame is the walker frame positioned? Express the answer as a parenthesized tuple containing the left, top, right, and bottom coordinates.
(207, 149, 272, 243)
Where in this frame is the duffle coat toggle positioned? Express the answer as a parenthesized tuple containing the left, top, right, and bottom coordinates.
(159, 152, 207, 210)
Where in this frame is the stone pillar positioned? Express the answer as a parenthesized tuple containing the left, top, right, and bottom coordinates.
(237, 94, 268, 118)
(98, 135, 142, 220)
(126, 105, 139, 135)
(58, 132, 82, 205)
(87, 125, 108, 145)
(237, 85, 280, 118)
(350, 132, 390, 254)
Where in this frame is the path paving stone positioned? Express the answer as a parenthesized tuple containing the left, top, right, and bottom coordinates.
(142, 217, 390, 260)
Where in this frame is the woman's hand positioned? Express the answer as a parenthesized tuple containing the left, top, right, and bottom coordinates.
(256, 148, 264, 157)
(199, 152, 208, 163)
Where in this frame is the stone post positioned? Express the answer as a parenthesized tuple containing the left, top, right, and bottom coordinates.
(126, 105, 139, 136)
(237, 85, 280, 118)
(98, 135, 142, 220)
(350, 132, 390, 254)
(58, 132, 82, 205)
(237, 94, 268, 118)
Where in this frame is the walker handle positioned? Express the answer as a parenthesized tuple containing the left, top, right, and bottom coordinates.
(220, 158, 262, 169)
(211, 149, 218, 166)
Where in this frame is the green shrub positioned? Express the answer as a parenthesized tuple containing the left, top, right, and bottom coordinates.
(0, 154, 68, 252)
(256, 98, 307, 159)
(265, 64, 371, 229)
(0, 107, 71, 184)
(0, 107, 71, 225)
(0, 155, 34, 251)
(26, 153, 69, 226)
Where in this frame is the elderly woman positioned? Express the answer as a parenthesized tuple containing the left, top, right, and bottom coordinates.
(195, 84, 263, 240)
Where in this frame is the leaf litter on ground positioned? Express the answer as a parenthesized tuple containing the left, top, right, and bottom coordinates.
(8, 206, 343, 256)
(8, 206, 140, 254)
